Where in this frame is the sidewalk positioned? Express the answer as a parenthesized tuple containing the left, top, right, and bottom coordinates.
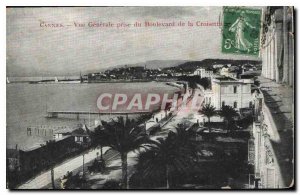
(17, 147, 106, 189)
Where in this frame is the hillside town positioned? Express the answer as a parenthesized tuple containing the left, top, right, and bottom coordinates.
(84, 60, 261, 83)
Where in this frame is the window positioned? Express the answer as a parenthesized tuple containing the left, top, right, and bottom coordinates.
(234, 86, 237, 94)
(222, 101, 225, 107)
(249, 101, 253, 108)
(234, 101, 237, 108)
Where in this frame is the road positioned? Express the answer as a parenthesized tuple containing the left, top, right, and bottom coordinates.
(157, 88, 204, 136)
(17, 147, 107, 189)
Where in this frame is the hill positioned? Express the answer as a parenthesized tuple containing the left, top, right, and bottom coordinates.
(163, 59, 262, 72)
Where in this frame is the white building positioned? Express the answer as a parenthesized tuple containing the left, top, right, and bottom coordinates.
(213, 64, 224, 69)
(204, 77, 254, 111)
(219, 67, 237, 78)
(250, 7, 294, 189)
(251, 83, 293, 189)
(52, 126, 73, 139)
(220, 67, 229, 76)
(194, 68, 214, 78)
(261, 7, 294, 87)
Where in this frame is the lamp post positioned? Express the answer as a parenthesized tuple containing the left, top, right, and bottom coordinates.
(248, 173, 255, 189)
(82, 153, 85, 175)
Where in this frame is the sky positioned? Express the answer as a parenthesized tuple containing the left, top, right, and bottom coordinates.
(6, 7, 261, 76)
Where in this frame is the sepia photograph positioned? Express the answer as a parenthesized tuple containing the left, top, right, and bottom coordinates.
(6, 6, 294, 190)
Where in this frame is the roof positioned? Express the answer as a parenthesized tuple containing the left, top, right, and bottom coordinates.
(54, 135, 72, 141)
(21, 136, 74, 152)
(53, 127, 73, 134)
(213, 77, 238, 84)
(72, 128, 89, 137)
(21, 143, 44, 152)
(214, 76, 237, 81)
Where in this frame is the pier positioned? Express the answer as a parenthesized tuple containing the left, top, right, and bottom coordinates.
(46, 110, 152, 119)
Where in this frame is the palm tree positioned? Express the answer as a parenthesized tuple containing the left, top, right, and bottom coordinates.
(219, 105, 238, 130)
(200, 104, 217, 132)
(134, 124, 197, 189)
(45, 140, 57, 189)
(96, 116, 152, 189)
(164, 102, 172, 118)
(90, 125, 108, 161)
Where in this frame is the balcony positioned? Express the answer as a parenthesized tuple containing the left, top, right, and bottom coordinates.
(256, 76, 294, 188)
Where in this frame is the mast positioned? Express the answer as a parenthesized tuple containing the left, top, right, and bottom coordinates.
(89, 109, 91, 127)
(80, 71, 83, 83)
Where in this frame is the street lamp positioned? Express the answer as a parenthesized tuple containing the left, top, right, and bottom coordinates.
(82, 153, 85, 175)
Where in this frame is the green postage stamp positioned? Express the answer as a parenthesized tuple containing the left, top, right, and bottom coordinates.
(222, 7, 262, 56)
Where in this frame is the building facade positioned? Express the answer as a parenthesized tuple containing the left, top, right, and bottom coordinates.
(249, 6, 294, 189)
(261, 6, 294, 87)
(194, 68, 214, 78)
(251, 86, 293, 189)
(220, 67, 238, 78)
(204, 77, 254, 111)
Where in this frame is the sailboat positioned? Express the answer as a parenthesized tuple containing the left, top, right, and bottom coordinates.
(6, 77, 10, 84)
(54, 77, 59, 83)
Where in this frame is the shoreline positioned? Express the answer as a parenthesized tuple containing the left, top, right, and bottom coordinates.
(6, 81, 184, 150)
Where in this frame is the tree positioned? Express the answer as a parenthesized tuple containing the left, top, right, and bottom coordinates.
(164, 102, 172, 118)
(90, 125, 108, 161)
(102, 179, 122, 189)
(200, 104, 217, 132)
(96, 116, 152, 189)
(44, 140, 57, 189)
(133, 124, 197, 189)
(219, 105, 238, 130)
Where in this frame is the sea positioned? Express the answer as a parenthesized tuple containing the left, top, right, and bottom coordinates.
(7, 77, 180, 150)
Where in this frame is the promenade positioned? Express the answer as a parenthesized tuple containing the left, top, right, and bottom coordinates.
(17, 88, 204, 189)
(18, 148, 105, 189)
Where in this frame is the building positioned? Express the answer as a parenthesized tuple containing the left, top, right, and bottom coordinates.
(227, 72, 237, 79)
(220, 67, 238, 78)
(194, 68, 214, 78)
(261, 7, 294, 87)
(7, 148, 20, 171)
(204, 77, 254, 111)
(213, 64, 224, 69)
(18, 136, 80, 180)
(249, 6, 294, 189)
(251, 82, 293, 189)
(53, 127, 73, 139)
(72, 127, 91, 147)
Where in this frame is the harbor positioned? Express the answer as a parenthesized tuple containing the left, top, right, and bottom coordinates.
(6, 81, 182, 150)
